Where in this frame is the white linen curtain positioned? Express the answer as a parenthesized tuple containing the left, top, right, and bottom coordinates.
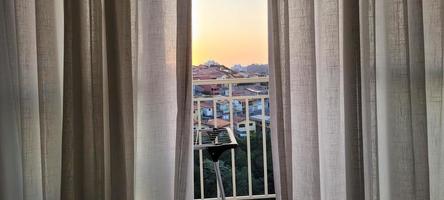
(268, 0, 443, 200)
(0, 0, 192, 200)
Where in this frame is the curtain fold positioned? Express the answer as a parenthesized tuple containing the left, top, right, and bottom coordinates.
(61, 0, 107, 199)
(174, 0, 194, 199)
(1, 0, 64, 199)
(359, 0, 379, 199)
(0, 0, 29, 199)
(0, 0, 192, 199)
(61, 0, 139, 199)
(423, 0, 444, 199)
(269, 0, 443, 200)
(374, 0, 429, 199)
(36, 0, 64, 199)
(13, 0, 45, 198)
(268, 1, 295, 199)
(134, 0, 192, 199)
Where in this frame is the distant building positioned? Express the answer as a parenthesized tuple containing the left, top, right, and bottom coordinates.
(198, 85, 221, 95)
(232, 100, 243, 113)
(233, 116, 256, 135)
(192, 62, 270, 136)
(192, 62, 269, 80)
(217, 100, 230, 114)
(232, 64, 269, 77)
(232, 83, 268, 97)
(193, 64, 241, 80)
(250, 115, 271, 128)
(248, 99, 270, 114)
(205, 118, 230, 128)
(200, 101, 214, 117)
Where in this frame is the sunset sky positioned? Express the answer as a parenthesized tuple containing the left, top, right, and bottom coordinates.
(192, 0, 268, 67)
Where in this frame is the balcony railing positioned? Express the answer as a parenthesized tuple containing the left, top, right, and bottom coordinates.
(193, 77, 275, 200)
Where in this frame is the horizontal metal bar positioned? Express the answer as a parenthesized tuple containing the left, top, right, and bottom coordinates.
(192, 77, 269, 85)
(193, 95, 269, 102)
(194, 194, 276, 200)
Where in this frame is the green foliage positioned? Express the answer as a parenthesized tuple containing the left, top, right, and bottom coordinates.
(194, 128, 275, 199)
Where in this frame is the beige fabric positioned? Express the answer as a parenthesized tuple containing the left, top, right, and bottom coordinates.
(374, 0, 429, 199)
(423, 0, 444, 199)
(1, 0, 63, 199)
(134, 0, 193, 199)
(175, 0, 194, 199)
(14, 0, 45, 199)
(359, 0, 379, 199)
(36, 0, 64, 199)
(0, 0, 26, 199)
(269, 0, 443, 200)
(269, 0, 362, 199)
(0, 0, 192, 199)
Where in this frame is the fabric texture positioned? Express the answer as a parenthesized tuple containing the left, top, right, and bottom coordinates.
(268, 0, 444, 200)
(0, 0, 192, 200)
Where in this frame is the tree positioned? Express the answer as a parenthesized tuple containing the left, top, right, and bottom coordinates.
(194, 128, 275, 198)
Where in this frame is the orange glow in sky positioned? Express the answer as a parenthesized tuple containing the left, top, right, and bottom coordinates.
(192, 0, 268, 67)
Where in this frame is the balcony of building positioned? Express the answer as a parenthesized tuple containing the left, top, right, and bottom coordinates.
(192, 77, 275, 200)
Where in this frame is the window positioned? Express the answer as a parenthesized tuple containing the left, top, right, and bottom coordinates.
(192, 0, 274, 199)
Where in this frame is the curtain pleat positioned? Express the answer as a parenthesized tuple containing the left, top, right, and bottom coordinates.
(61, 0, 108, 199)
(103, 0, 135, 199)
(374, 0, 429, 199)
(35, 0, 64, 199)
(315, 0, 363, 199)
(268, 1, 294, 199)
(15, 0, 44, 198)
(1, 0, 64, 199)
(269, 0, 442, 200)
(134, 0, 191, 199)
(269, 0, 363, 199)
(359, 0, 379, 199)
(0, 0, 25, 199)
(175, 0, 194, 199)
(423, 0, 444, 199)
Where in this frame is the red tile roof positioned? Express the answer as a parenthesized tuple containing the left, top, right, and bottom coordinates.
(205, 118, 230, 128)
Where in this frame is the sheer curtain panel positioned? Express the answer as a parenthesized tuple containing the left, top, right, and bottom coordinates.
(0, 0, 193, 200)
(268, 0, 443, 200)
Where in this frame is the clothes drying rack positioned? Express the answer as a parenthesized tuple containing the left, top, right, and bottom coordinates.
(194, 127, 238, 200)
